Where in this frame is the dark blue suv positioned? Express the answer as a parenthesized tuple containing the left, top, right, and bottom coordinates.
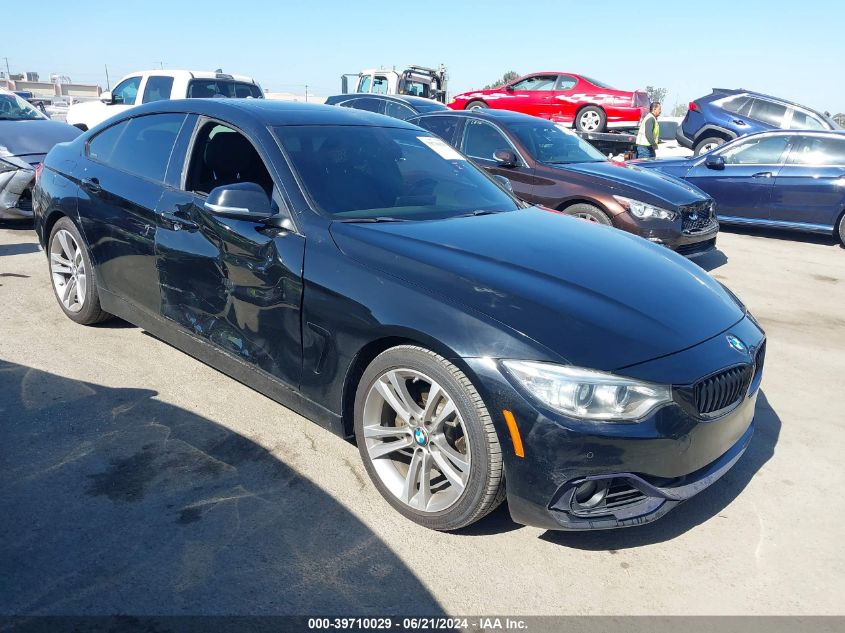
(678, 89, 838, 156)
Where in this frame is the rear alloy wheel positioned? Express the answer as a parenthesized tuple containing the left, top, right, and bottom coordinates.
(576, 106, 606, 133)
(465, 100, 488, 111)
(694, 136, 725, 156)
(838, 213, 845, 247)
(48, 217, 111, 325)
(566, 203, 613, 226)
(354, 346, 504, 531)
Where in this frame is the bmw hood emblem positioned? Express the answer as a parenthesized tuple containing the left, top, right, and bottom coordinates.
(726, 334, 747, 353)
(413, 427, 428, 446)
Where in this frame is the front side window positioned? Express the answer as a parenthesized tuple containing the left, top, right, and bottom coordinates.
(510, 75, 557, 91)
(372, 76, 389, 95)
(96, 114, 186, 182)
(462, 120, 516, 161)
(186, 122, 274, 196)
(720, 135, 789, 165)
(384, 101, 416, 120)
(0, 92, 47, 120)
(787, 110, 825, 131)
(512, 122, 606, 164)
(142, 76, 174, 104)
(748, 99, 788, 127)
(112, 76, 142, 105)
(787, 136, 845, 165)
(412, 115, 461, 144)
(275, 125, 519, 220)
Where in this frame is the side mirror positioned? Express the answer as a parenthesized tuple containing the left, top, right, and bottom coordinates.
(204, 182, 273, 219)
(505, 85, 514, 92)
(494, 149, 517, 168)
(493, 174, 514, 192)
(100, 90, 113, 104)
(705, 154, 725, 170)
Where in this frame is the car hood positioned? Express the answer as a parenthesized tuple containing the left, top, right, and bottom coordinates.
(554, 161, 706, 207)
(330, 208, 743, 371)
(0, 120, 81, 161)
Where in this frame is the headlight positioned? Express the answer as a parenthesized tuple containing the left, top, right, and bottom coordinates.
(613, 195, 676, 221)
(501, 360, 673, 422)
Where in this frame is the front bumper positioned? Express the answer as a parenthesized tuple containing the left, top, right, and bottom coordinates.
(0, 166, 36, 219)
(464, 315, 765, 531)
(613, 210, 719, 257)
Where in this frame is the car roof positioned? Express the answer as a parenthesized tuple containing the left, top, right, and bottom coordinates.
(413, 109, 541, 124)
(708, 88, 824, 113)
(121, 70, 258, 83)
(324, 93, 446, 108)
(122, 98, 422, 128)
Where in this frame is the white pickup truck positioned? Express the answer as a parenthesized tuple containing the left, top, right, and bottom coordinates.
(66, 70, 264, 131)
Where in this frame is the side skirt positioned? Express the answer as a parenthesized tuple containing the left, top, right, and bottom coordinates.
(99, 288, 346, 437)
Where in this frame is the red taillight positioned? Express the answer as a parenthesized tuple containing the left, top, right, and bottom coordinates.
(688, 102, 699, 111)
(34, 162, 44, 182)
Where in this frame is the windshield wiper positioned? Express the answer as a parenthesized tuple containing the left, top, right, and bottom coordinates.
(452, 209, 504, 218)
(337, 217, 410, 223)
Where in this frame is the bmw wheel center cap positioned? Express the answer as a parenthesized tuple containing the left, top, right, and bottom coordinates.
(414, 427, 429, 447)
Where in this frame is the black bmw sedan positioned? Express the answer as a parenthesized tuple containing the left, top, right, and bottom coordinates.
(33, 99, 765, 532)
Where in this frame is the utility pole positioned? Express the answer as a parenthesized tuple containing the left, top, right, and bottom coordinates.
(104, 64, 110, 90)
(157, 61, 164, 70)
(305, 84, 308, 103)
(2, 57, 10, 78)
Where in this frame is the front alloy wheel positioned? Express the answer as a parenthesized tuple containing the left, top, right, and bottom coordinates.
(355, 346, 505, 531)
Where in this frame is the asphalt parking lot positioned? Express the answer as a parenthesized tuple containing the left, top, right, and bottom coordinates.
(1, 223, 843, 616)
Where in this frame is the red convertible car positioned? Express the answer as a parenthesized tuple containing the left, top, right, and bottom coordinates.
(448, 72, 649, 133)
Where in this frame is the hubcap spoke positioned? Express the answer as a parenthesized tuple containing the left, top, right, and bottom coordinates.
(51, 230, 86, 312)
(420, 383, 443, 423)
(363, 424, 411, 439)
(368, 435, 414, 460)
(401, 449, 424, 504)
(430, 398, 457, 431)
(430, 448, 467, 492)
(62, 277, 77, 305)
(413, 451, 433, 510)
(57, 231, 75, 261)
(431, 436, 469, 473)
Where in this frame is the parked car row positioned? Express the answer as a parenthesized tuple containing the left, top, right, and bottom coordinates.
(32, 98, 766, 533)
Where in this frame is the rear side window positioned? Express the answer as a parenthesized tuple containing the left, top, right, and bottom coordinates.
(95, 114, 186, 182)
(88, 120, 129, 163)
(142, 76, 174, 103)
(412, 115, 461, 144)
(234, 82, 263, 98)
(720, 135, 789, 165)
(555, 75, 578, 90)
(187, 80, 261, 99)
(346, 98, 383, 113)
(748, 99, 788, 127)
(787, 136, 845, 165)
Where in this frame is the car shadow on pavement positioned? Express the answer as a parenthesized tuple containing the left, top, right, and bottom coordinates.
(539, 391, 780, 550)
(0, 360, 443, 616)
(721, 224, 842, 248)
(691, 249, 728, 272)
(0, 242, 40, 257)
(0, 219, 36, 232)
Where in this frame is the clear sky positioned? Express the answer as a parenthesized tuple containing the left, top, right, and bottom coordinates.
(7, 0, 844, 114)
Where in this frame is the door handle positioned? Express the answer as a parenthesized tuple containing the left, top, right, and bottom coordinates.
(160, 210, 199, 231)
(732, 119, 747, 126)
(751, 171, 773, 178)
(81, 177, 101, 193)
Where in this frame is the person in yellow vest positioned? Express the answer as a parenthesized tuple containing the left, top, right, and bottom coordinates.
(636, 102, 662, 159)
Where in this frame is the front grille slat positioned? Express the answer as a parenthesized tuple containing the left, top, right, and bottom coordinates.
(694, 364, 753, 416)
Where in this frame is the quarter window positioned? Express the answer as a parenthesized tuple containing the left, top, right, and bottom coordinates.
(720, 135, 789, 165)
(111, 76, 141, 105)
(463, 120, 517, 162)
(87, 120, 129, 163)
(142, 76, 174, 103)
(787, 137, 845, 165)
(99, 114, 186, 182)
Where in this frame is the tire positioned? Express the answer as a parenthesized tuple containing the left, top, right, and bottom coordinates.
(694, 136, 725, 156)
(565, 203, 613, 226)
(838, 213, 845, 247)
(465, 100, 488, 111)
(47, 217, 111, 325)
(575, 106, 606, 133)
(354, 345, 505, 531)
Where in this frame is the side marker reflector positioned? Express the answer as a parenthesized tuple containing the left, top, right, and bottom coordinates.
(502, 409, 525, 458)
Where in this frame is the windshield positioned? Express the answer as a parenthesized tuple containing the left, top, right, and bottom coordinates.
(274, 126, 520, 221)
(582, 76, 615, 89)
(0, 92, 47, 121)
(511, 121, 607, 164)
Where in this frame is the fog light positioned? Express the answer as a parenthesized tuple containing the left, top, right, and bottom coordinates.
(573, 480, 608, 509)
